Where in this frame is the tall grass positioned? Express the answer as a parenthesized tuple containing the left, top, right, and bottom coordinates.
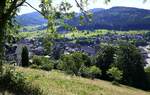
(16, 67, 150, 95)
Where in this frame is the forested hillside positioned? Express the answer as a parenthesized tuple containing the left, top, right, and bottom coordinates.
(17, 7, 150, 31)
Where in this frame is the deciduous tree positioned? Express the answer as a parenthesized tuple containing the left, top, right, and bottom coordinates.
(95, 45, 116, 79)
(115, 44, 149, 89)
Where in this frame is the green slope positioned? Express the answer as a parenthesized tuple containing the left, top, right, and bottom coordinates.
(10, 67, 149, 95)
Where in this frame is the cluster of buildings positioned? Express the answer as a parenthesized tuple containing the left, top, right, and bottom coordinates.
(5, 33, 148, 65)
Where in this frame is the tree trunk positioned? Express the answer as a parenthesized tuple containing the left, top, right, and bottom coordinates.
(0, 20, 6, 72)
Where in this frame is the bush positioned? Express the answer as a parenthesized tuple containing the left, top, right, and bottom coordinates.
(40, 63, 54, 71)
(30, 64, 40, 69)
(59, 52, 91, 75)
(21, 46, 29, 67)
(80, 66, 101, 79)
(58, 56, 76, 75)
(145, 66, 150, 73)
(32, 56, 43, 66)
(0, 65, 43, 95)
(89, 66, 101, 76)
(107, 67, 123, 84)
(31, 56, 54, 71)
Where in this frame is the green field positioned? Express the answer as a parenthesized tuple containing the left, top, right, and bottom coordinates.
(18, 31, 46, 39)
(1, 67, 149, 95)
(64, 30, 149, 38)
(19, 30, 150, 39)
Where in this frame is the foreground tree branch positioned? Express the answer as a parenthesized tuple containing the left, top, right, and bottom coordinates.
(74, 0, 90, 21)
(25, 2, 44, 16)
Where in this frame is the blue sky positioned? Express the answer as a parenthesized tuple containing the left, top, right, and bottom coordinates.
(19, 0, 150, 15)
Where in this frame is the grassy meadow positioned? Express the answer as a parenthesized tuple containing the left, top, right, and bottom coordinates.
(19, 30, 150, 39)
(64, 30, 149, 38)
(1, 67, 148, 95)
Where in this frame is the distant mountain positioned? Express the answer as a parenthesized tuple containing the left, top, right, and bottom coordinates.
(16, 7, 150, 31)
(67, 6, 150, 30)
(88, 8, 105, 13)
(16, 12, 47, 26)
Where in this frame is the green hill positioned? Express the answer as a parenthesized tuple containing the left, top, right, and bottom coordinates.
(1, 67, 150, 95)
(17, 7, 150, 31)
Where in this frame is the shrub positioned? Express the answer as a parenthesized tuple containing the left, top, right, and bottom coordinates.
(57, 60, 64, 70)
(145, 66, 150, 73)
(40, 63, 54, 71)
(0, 65, 43, 95)
(32, 56, 43, 66)
(21, 46, 29, 67)
(89, 66, 101, 77)
(31, 56, 54, 71)
(59, 52, 91, 75)
(58, 55, 76, 75)
(107, 67, 123, 84)
(80, 66, 101, 79)
(30, 64, 40, 69)
(80, 66, 89, 77)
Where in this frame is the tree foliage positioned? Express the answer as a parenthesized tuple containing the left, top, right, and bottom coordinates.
(31, 55, 54, 71)
(107, 67, 123, 83)
(115, 44, 149, 89)
(80, 66, 101, 79)
(58, 52, 91, 75)
(21, 46, 29, 67)
(95, 45, 116, 79)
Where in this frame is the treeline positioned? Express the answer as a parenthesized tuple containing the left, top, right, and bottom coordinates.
(23, 43, 150, 90)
